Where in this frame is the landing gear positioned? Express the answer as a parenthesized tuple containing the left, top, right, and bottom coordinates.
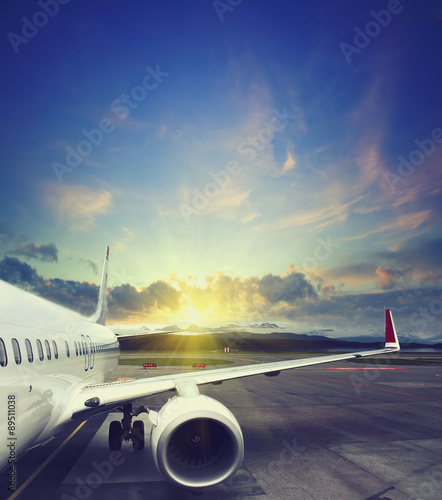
(108, 403, 148, 451)
(109, 420, 123, 450)
(132, 420, 145, 450)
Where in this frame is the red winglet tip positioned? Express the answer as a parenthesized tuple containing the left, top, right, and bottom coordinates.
(385, 309, 398, 347)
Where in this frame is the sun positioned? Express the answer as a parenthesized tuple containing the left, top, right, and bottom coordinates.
(178, 304, 205, 326)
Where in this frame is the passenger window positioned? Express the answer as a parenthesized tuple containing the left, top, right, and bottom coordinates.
(12, 338, 21, 365)
(44, 340, 52, 360)
(52, 340, 58, 359)
(65, 341, 70, 357)
(36, 339, 44, 361)
(25, 339, 33, 362)
(74, 341, 78, 356)
(0, 338, 7, 367)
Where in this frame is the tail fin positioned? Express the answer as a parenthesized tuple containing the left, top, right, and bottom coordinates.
(385, 309, 400, 351)
(90, 246, 109, 325)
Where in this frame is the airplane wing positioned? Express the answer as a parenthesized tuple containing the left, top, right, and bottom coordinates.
(70, 309, 400, 419)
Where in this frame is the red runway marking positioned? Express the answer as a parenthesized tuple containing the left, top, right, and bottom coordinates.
(326, 379, 442, 402)
(326, 367, 406, 370)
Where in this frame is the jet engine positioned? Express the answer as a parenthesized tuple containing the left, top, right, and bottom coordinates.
(150, 394, 244, 488)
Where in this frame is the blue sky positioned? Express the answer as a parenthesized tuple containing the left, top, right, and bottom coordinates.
(1, 0, 442, 339)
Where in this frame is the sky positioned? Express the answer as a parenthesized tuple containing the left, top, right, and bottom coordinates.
(0, 0, 442, 340)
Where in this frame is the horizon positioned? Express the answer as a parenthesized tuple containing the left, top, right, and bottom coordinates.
(1, 1, 441, 342)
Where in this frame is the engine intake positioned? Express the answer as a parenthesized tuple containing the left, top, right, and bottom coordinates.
(150, 394, 244, 487)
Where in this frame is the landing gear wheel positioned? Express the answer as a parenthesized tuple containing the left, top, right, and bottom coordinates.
(132, 420, 145, 450)
(109, 420, 123, 451)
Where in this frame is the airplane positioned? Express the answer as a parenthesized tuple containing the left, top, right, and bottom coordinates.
(0, 247, 400, 488)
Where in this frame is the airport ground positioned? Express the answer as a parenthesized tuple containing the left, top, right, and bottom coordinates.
(4, 353, 442, 500)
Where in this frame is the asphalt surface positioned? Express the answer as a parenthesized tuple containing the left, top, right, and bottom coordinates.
(3, 354, 442, 500)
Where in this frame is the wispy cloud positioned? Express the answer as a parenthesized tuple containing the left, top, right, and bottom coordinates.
(43, 183, 114, 232)
(263, 196, 364, 232)
(8, 242, 58, 263)
(374, 265, 412, 290)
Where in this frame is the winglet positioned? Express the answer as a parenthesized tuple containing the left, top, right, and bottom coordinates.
(385, 309, 400, 351)
(90, 246, 109, 325)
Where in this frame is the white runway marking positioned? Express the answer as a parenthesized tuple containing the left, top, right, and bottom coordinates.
(62, 414, 164, 486)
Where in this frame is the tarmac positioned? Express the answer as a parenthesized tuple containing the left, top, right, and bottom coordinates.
(4, 353, 442, 500)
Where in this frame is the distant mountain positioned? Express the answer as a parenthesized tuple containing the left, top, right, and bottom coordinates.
(113, 322, 442, 348)
(186, 324, 212, 333)
(155, 325, 182, 332)
(251, 322, 281, 329)
(334, 335, 383, 343)
(334, 333, 439, 345)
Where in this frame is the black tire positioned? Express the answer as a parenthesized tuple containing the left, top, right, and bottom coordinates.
(109, 420, 123, 451)
(132, 420, 145, 450)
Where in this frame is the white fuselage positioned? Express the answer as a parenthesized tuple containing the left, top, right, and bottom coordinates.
(0, 280, 120, 472)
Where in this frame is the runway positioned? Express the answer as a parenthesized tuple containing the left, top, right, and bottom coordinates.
(4, 354, 442, 500)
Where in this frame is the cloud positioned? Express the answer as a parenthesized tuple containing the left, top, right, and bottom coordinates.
(44, 184, 114, 231)
(0, 256, 182, 320)
(258, 271, 317, 303)
(375, 238, 442, 271)
(321, 262, 376, 288)
(171, 266, 318, 323)
(80, 258, 98, 274)
(274, 287, 442, 341)
(282, 151, 296, 174)
(203, 188, 253, 219)
(267, 196, 364, 232)
(420, 271, 442, 286)
(40, 278, 100, 315)
(1, 255, 441, 341)
(8, 242, 58, 263)
(0, 257, 45, 288)
(146, 280, 182, 311)
(108, 281, 182, 320)
(321, 284, 337, 295)
(374, 266, 412, 290)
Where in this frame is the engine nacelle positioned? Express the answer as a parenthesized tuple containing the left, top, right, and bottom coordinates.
(150, 394, 244, 488)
